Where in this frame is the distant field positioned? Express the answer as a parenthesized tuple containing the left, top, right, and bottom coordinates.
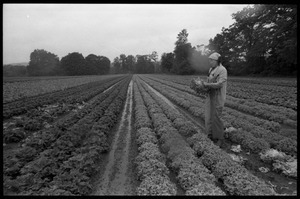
(3, 74, 297, 196)
(3, 75, 115, 83)
(3, 76, 75, 83)
(3, 75, 124, 103)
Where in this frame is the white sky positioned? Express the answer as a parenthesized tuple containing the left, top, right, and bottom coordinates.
(3, 4, 249, 64)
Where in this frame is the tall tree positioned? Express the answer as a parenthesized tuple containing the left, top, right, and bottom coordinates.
(260, 4, 297, 75)
(207, 27, 245, 75)
(135, 55, 154, 74)
(149, 51, 160, 73)
(207, 4, 297, 76)
(27, 49, 59, 76)
(160, 52, 174, 73)
(231, 5, 268, 74)
(112, 57, 121, 74)
(85, 54, 99, 75)
(60, 52, 86, 76)
(173, 29, 195, 75)
(125, 55, 136, 73)
(98, 56, 111, 74)
(119, 54, 128, 73)
(85, 54, 111, 75)
(175, 29, 189, 46)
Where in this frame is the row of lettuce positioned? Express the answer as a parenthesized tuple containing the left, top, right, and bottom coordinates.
(139, 75, 297, 157)
(227, 82, 296, 111)
(3, 76, 121, 144)
(148, 74, 297, 111)
(145, 75, 297, 126)
(133, 78, 177, 195)
(153, 74, 296, 88)
(3, 75, 87, 83)
(147, 74, 297, 126)
(3, 75, 132, 195)
(132, 76, 276, 195)
(225, 77, 297, 87)
(3, 75, 124, 104)
(3, 76, 126, 120)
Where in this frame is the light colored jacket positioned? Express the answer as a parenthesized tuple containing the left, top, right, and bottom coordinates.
(206, 64, 227, 107)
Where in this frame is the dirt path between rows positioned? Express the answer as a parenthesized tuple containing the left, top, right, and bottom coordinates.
(92, 80, 137, 195)
(141, 79, 297, 195)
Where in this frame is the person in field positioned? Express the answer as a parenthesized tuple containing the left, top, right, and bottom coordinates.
(202, 52, 227, 147)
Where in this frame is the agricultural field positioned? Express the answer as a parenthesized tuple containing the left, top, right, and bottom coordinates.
(3, 74, 297, 195)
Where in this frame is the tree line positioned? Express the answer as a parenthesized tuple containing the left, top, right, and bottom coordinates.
(3, 4, 296, 77)
(208, 4, 297, 76)
(3, 50, 111, 77)
(160, 4, 297, 76)
(29, 50, 111, 76)
(110, 51, 159, 74)
(3, 64, 27, 77)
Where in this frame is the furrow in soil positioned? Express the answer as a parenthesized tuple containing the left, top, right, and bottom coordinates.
(93, 80, 134, 195)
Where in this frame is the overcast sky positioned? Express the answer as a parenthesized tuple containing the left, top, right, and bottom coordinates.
(3, 4, 249, 64)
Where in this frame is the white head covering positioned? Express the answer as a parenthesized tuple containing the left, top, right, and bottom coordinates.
(208, 52, 221, 61)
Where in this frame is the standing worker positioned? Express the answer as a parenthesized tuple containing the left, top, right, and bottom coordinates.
(202, 52, 227, 147)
